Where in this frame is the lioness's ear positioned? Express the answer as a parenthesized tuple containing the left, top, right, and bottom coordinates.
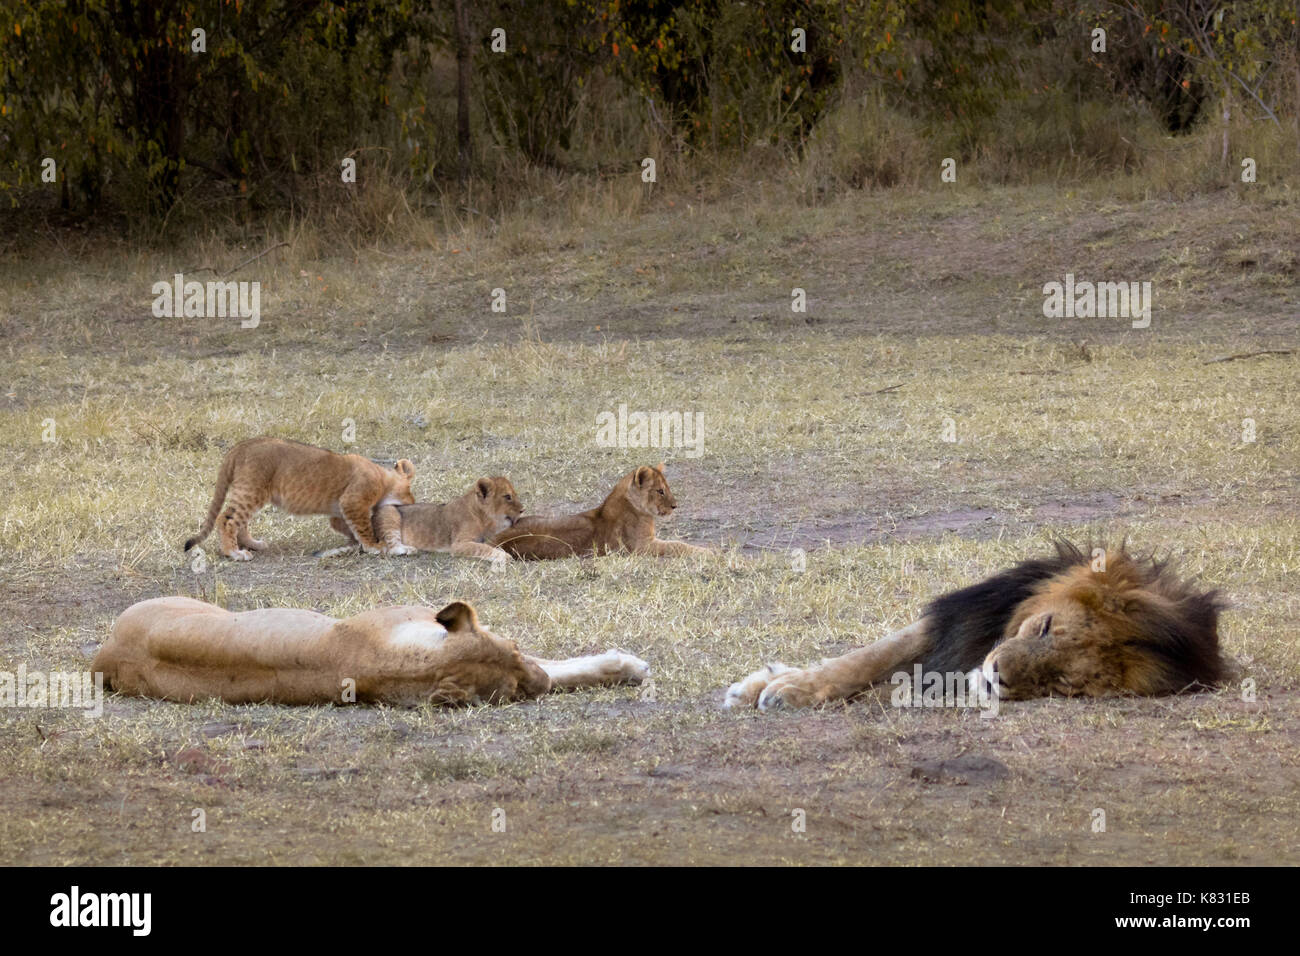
(395, 459, 415, 478)
(476, 478, 492, 499)
(435, 601, 479, 632)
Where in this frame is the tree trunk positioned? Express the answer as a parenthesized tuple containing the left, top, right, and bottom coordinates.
(1221, 94, 1230, 166)
(454, 0, 472, 182)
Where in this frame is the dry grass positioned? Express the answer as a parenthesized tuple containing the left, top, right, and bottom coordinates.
(0, 177, 1297, 865)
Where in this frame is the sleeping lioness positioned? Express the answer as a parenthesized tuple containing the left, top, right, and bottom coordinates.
(491, 463, 712, 559)
(183, 437, 416, 560)
(316, 476, 522, 562)
(94, 596, 649, 706)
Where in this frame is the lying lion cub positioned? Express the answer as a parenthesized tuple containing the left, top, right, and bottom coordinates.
(93, 596, 649, 706)
(491, 463, 711, 559)
(183, 436, 416, 560)
(316, 477, 522, 562)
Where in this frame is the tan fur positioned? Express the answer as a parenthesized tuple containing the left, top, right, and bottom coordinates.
(491, 463, 712, 559)
(319, 477, 522, 562)
(724, 622, 931, 710)
(991, 561, 1173, 698)
(182, 437, 415, 560)
(92, 596, 649, 706)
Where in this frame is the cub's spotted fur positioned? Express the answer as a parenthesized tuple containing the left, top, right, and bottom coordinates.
(183, 437, 415, 560)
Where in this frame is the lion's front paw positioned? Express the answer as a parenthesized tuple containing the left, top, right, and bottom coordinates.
(226, 549, 254, 562)
(382, 543, 417, 557)
(756, 670, 824, 712)
(723, 663, 794, 710)
(602, 649, 651, 685)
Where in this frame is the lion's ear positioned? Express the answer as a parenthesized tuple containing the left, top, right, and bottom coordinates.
(635, 465, 653, 486)
(435, 601, 480, 632)
(395, 459, 415, 478)
(476, 478, 492, 499)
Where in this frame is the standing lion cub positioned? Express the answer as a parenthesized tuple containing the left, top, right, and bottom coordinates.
(316, 476, 523, 562)
(183, 437, 416, 560)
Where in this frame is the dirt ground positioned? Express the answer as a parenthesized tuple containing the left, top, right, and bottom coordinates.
(1, 181, 1296, 865)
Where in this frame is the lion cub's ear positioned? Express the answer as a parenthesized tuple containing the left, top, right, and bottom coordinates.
(435, 601, 480, 632)
(476, 478, 492, 499)
(394, 459, 415, 478)
(635, 465, 654, 486)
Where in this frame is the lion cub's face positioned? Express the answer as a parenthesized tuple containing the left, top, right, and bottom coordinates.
(625, 463, 678, 517)
(472, 476, 523, 534)
(389, 459, 417, 506)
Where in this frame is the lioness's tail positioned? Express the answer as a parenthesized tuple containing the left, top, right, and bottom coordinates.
(184, 452, 235, 551)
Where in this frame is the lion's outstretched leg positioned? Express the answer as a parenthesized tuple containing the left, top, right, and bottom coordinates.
(450, 541, 511, 563)
(639, 538, 713, 557)
(527, 651, 650, 691)
(729, 619, 932, 713)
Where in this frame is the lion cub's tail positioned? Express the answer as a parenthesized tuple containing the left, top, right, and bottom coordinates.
(183, 452, 235, 552)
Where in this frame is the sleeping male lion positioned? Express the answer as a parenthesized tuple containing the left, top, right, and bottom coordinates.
(491, 463, 712, 559)
(726, 541, 1226, 711)
(94, 597, 648, 706)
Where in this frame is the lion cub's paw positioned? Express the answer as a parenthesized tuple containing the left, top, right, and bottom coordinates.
(723, 663, 794, 710)
(382, 543, 418, 557)
(226, 549, 254, 562)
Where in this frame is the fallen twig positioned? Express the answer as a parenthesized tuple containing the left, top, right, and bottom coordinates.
(1202, 349, 1293, 365)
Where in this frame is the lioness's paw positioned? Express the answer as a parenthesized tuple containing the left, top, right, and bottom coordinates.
(600, 649, 650, 685)
(723, 663, 794, 710)
(756, 670, 822, 712)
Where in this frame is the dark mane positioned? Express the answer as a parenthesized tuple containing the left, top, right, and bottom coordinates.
(920, 540, 1227, 689)
(1123, 553, 1227, 690)
(921, 541, 1087, 674)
